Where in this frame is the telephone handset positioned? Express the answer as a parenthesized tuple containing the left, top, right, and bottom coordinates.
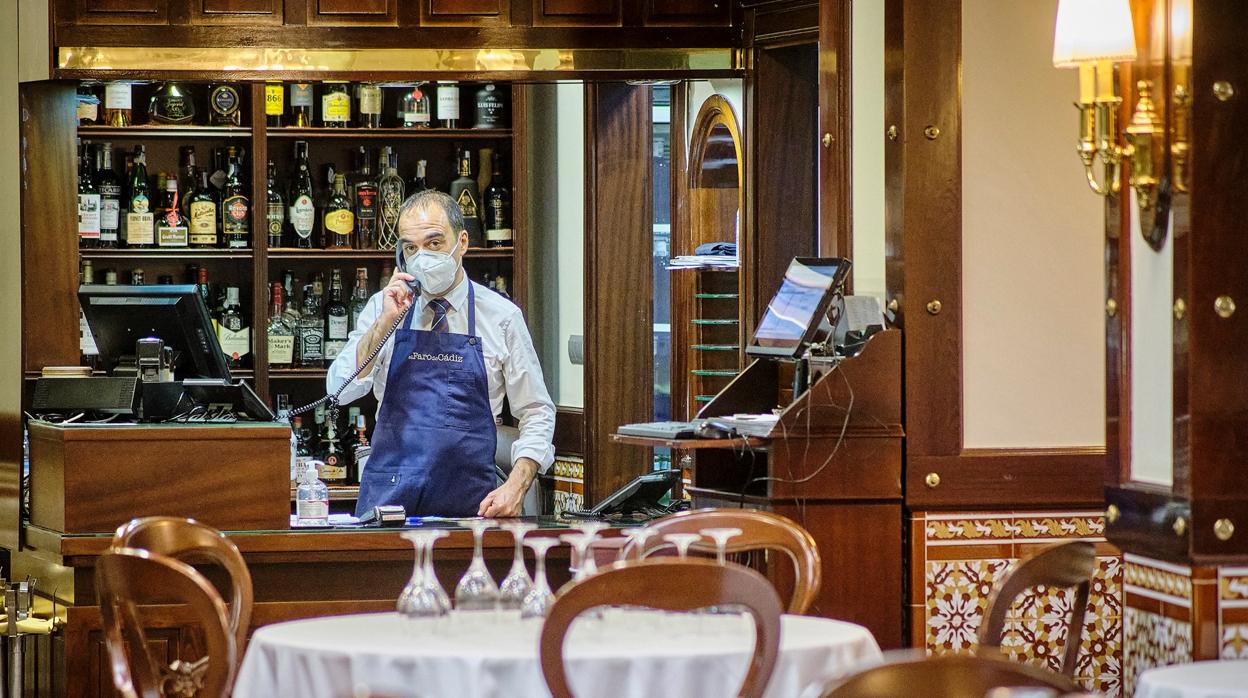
(287, 246, 417, 422)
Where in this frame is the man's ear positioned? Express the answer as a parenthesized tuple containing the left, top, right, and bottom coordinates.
(459, 230, 470, 253)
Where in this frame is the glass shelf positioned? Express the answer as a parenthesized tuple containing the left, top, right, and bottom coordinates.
(690, 369, 738, 377)
(694, 395, 717, 403)
(691, 319, 739, 326)
(267, 127, 510, 140)
(78, 126, 251, 138)
(694, 293, 739, 299)
(691, 344, 739, 352)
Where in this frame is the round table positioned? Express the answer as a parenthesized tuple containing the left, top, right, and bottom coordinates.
(232, 610, 882, 698)
(1134, 661, 1248, 698)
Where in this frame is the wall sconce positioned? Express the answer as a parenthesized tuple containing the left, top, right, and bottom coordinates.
(1052, 0, 1138, 197)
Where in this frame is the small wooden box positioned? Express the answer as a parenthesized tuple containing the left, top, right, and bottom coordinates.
(29, 422, 291, 533)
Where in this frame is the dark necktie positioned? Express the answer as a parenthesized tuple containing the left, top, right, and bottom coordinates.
(429, 297, 452, 333)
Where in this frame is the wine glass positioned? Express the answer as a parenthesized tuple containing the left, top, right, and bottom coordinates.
(498, 522, 537, 611)
(520, 537, 560, 619)
(619, 527, 658, 562)
(663, 533, 703, 559)
(398, 530, 451, 625)
(571, 521, 610, 538)
(455, 519, 500, 612)
(699, 527, 743, 565)
(560, 533, 600, 581)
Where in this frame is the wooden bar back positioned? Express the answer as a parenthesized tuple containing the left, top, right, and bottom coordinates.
(821, 652, 1082, 698)
(539, 558, 783, 698)
(626, 509, 821, 614)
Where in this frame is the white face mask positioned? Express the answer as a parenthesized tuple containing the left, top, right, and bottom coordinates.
(406, 236, 462, 296)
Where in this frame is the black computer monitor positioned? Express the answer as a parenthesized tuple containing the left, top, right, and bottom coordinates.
(747, 257, 852, 359)
(79, 284, 230, 380)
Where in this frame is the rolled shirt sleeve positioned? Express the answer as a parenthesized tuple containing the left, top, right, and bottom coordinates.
(325, 292, 392, 405)
(501, 308, 557, 473)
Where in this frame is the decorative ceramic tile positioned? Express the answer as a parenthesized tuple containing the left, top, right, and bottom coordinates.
(1222, 624, 1248, 660)
(1219, 568, 1248, 603)
(925, 559, 1012, 652)
(1077, 613, 1122, 696)
(926, 516, 1017, 543)
(1088, 555, 1123, 620)
(1123, 556, 1192, 600)
(1012, 514, 1105, 540)
(1123, 607, 1191, 696)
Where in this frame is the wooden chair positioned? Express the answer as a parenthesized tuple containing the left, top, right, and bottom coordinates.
(112, 516, 253, 651)
(96, 547, 236, 698)
(821, 652, 1083, 698)
(540, 558, 783, 698)
(977, 541, 1095, 677)
(624, 508, 821, 614)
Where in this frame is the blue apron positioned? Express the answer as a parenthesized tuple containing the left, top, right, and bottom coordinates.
(355, 283, 497, 518)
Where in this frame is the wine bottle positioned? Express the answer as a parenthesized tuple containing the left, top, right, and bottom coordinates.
(356, 82, 382, 129)
(436, 81, 460, 128)
(125, 145, 154, 248)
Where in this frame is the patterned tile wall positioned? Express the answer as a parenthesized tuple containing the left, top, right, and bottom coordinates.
(549, 457, 584, 515)
(912, 510, 1122, 696)
(1121, 554, 1196, 696)
(1220, 567, 1248, 660)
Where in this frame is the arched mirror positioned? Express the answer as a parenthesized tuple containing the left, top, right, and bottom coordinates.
(686, 95, 743, 251)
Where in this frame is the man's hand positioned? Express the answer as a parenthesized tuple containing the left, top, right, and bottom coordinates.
(379, 269, 417, 328)
(479, 457, 538, 518)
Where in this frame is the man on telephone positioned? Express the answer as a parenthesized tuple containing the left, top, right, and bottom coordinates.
(328, 190, 555, 518)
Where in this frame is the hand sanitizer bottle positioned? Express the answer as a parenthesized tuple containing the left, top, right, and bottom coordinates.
(296, 463, 329, 526)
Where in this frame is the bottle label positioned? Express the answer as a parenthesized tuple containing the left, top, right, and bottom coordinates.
(265, 84, 284, 115)
(190, 201, 218, 244)
(437, 86, 460, 120)
(104, 83, 131, 110)
(475, 87, 505, 128)
(404, 108, 430, 125)
(324, 338, 346, 361)
(268, 333, 295, 365)
(486, 228, 513, 243)
(320, 455, 346, 480)
(125, 212, 154, 245)
(77, 100, 98, 122)
(99, 185, 121, 231)
(78, 194, 101, 237)
(291, 83, 313, 107)
(291, 195, 315, 237)
(152, 92, 194, 124)
(300, 329, 324, 361)
(217, 326, 251, 360)
(130, 193, 150, 214)
(266, 203, 284, 237)
(222, 194, 249, 235)
(325, 208, 354, 235)
(359, 86, 382, 115)
(296, 499, 329, 521)
(456, 189, 479, 219)
(80, 310, 98, 355)
(327, 314, 350, 340)
(210, 85, 240, 117)
(157, 221, 189, 247)
(355, 185, 378, 221)
(323, 92, 350, 122)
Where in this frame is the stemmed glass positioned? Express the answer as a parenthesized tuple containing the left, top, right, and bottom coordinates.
(699, 528, 743, 565)
(663, 533, 703, 560)
(619, 527, 658, 562)
(455, 519, 500, 612)
(560, 533, 600, 581)
(520, 537, 560, 619)
(498, 522, 537, 611)
(398, 530, 452, 626)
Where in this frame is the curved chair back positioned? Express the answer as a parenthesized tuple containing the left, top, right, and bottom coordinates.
(540, 558, 783, 698)
(822, 652, 1082, 698)
(96, 548, 236, 698)
(977, 541, 1095, 677)
(625, 509, 821, 614)
(112, 516, 253, 650)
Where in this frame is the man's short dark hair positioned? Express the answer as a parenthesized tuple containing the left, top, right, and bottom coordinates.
(399, 189, 466, 236)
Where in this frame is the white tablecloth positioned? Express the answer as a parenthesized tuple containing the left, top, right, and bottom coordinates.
(1135, 661, 1248, 698)
(232, 610, 882, 698)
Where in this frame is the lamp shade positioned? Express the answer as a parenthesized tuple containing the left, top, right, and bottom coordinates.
(1053, 0, 1139, 67)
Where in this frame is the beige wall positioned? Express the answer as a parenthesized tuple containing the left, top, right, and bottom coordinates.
(961, 0, 1106, 448)
(852, 0, 886, 302)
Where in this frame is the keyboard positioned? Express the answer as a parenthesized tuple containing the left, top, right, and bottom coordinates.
(616, 421, 701, 440)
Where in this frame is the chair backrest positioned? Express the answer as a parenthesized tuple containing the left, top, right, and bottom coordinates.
(977, 541, 1095, 677)
(540, 558, 783, 698)
(112, 517, 253, 650)
(822, 652, 1083, 698)
(624, 508, 821, 614)
(96, 548, 236, 698)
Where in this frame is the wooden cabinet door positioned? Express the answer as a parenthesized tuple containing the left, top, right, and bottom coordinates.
(193, 0, 283, 24)
(644, 0, 730, 27)
(532, 0, 622, 27)
(307, 0, 398, 26)
(74, 0, 169, 24)
(420, 0, 509, 27)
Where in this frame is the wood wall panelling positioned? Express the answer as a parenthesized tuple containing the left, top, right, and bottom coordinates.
(73, 0, 169, 24)
(643, 0, 731, 27)
(420, 0, 509, 27)
(194, 0, 283, 24)
(742, 1, 817, 46)
(532, 0, 621, 27)
(307, 0, 397, 26)
(816, 0, 850, 260)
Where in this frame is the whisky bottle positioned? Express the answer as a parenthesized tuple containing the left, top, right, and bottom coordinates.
(189, 170, 219, 248)
(265, 160, 285, 248)
(76, 83, 100, 126)
(298, 283, 325, 367)
(321, 82, 351, 128)
(400, 83, 431, 128)
(282, 270, 303, 361)
(324, 269, 350, 361)
(177, 145, 197, 217)
(484, 150, 512, 248)
(356, 82, 382, 129)
(155, 177, 189, 248)
(450, 148, 484, 247)
(320, 416, 347, 483)
(265, 81, 284, 128)
(290, 83, 313, 127)
(266, 282, 295, 368)
(351, 147, 378, 250)
(103, 82, 132, 127)
(324, 173, 354, 249)
(149, 82, 195, 125)
(437, 81, 460, 128)
(288, 141, 316, 248)
(221, 147, 250, 249)
(378, 147, 404, 251)
(209, 83, 243, 127)
(410, 159, 429, 194)
(474, 83, 506, 129)
(125, 145, 154, 248)
(349, 267, 370, 329)
(78, 141, 102, 248)
(217, 286, 250, 369)
(95, 143, 121, 248)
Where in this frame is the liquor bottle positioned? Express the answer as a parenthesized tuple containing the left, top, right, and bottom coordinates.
(343, 406, 362, 482)
(79, 259, 98, 366)
(78, 141, 102, 248)
(95, 143, 121, 248)
(484, 150, 512, 248)
(436, 81, 460, 128)
(155, 177, 189, 248)
(321, 82, 351, 128)
(350, 147, 378, 250)
(350, 411, 369, 483)
(148, 82, 195, 125)
(282, 270, 301, 323)
(221, 147, 250, 249)
(293, 415, 312, 470)
(197, 267, 212, 323)
(76, 83, 100, 126)
(324, 173, 354, 249)
(356, 82, 382, 129)
(131, 268, 145, 285)
(288, 141, 316, 248)
(177, 146, 198, 217)
(209, 83, 243, 127)
(290, 83, 314, 127)
(265, 81, 284, 128)
(450, 148, 484, 247)
(189, 170, 219, 248)
(349, 267, 370, 329)
(324, 269, 350, 361)
(265, 161, 284, 248)
(378, 148, 404, 250)
(217, 286, 250, 369)
(125, 145, 154, 248)
(400, 83, 431, 128)
(209, 147, 228, 197)
(266, 282, 295, 368)
(298, 284, 325, 368)
(474, 83, 506, 129)
(103, 81, 132, 127)
(410, 159, 429, 194)
(319, 417, 346, 483)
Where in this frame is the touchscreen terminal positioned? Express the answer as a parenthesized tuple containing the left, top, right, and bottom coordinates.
(747, 257, 851, 359)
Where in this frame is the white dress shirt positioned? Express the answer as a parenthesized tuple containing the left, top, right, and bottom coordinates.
(327, 277, 556, 473)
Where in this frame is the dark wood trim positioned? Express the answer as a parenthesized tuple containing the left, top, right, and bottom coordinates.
(552, 406, 584, 457)
(817, 0, 851, 262)
(907, 449, 1106, 510)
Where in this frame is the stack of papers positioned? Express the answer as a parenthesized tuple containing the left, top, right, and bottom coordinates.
(668, 255, 740, 270)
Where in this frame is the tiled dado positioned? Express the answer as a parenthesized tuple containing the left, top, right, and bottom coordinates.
(910, 511, 1122, 696)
